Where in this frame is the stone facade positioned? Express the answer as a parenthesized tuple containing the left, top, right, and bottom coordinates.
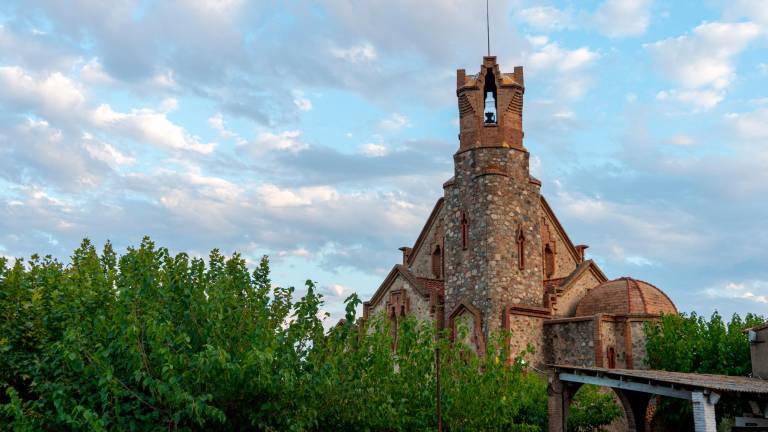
(362, 56, 678, 369)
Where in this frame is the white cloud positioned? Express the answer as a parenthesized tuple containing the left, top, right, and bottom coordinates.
(524, 42, 600, 100)
(726, 108, 768, 142)
(91, 104, 216, 154)
(759, 63, 768, 75)
(555, 188, 708, 264)
(647, 22, 761, 108)
(593, 0, 654, 37)
(527, 43, 599, 73)
(0, 66, 86, 116)
(330, 42, 377, 63)
(82, 133, 135, 167)
(526, 35, 549, 47)
(158, 98, 178, 113)
(722, 0, 768, 28)
(518, 6, 573, 32)
(705, 280, 768, 304)
(656, 89, 725, 111)
(625, 255, 656, 266)
(292, 89, 312, 111)
(208, 112, 240, 141)
(667, 134, 696, 146)
(257, 184, 338, 207)
(249, 130, 308, 154)
(379, 113, 410, 131)
(359, 143, 389, 157)
(324, 283, 351, 298)
(80, 58, 115, 85)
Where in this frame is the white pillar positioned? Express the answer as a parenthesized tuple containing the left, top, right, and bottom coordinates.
(691, 391, 718, 432)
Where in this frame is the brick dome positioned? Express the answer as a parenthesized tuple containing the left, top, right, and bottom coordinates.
(575, 277, 677, 317)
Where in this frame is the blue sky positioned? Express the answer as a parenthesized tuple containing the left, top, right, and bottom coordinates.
(0, 0, 766, 323)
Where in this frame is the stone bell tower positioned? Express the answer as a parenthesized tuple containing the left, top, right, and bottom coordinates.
(443, 56, 544, 347)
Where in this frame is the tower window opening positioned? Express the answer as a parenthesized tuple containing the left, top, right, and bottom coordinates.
(483, 68, 498, 124)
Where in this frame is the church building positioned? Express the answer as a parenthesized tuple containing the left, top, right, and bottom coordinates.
(362, 56, 678, 369)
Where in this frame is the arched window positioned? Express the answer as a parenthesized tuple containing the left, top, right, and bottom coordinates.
(516, 227, 525, 270)
(544, 244, 555, 278)
(460, 213, 469, 250)
(607, 347, 616, 369)
(431, 245, 442, 278)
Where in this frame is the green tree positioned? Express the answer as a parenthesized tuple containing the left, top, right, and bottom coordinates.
(567, 385, 623, 432)
(1, 238, 620, 431)
(644, 311, 766, 429)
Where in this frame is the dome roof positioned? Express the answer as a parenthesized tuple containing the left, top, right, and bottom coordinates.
(575, 277, 677, 317)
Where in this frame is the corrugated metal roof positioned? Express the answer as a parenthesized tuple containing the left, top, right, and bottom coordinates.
(552, 364, 768, 394)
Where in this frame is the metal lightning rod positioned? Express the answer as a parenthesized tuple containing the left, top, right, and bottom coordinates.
(486, 0, 490, 56)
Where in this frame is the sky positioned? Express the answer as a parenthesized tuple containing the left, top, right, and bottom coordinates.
(0, 0, 767, 323)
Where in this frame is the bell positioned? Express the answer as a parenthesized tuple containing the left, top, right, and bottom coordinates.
(485, 111, 496, 124)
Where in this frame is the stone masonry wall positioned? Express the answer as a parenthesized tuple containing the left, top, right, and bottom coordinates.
(599, 320, 630, 369)
(553, 270, 601, 317)
(541, 209, 579, 280)
(369, 275, 432, 322)
(630, 320, 650, 369)
(544, 317, 597, 366)
(507, 313, 545, 366)
(443, 145, 544, 340)
(407, 206, 445, 279)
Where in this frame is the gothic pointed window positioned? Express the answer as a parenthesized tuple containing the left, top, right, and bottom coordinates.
(431, 245, 442, 278)
(544, 244, 555, 278)
(460, 213, 469, 250)
(516, 227, 525, 270)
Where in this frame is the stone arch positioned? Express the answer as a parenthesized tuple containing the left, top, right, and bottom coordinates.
(448, 300, 485, 357)
(547, 375, 651, 432)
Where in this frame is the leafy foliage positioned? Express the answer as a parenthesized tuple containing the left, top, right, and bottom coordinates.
(566, 385, 623, 432)
(1, 238, 617, 431)
(644, 312, 766, 429)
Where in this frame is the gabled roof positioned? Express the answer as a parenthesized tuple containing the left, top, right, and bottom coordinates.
(407, 198, 444, 266)
(549, 259, 607, 294)
(540, 195, 581, 264)
(366, 264, 430, 310)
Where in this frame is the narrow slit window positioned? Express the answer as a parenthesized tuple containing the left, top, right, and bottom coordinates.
(516, 227, 525, 270)
(461, 214, 469, 250)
